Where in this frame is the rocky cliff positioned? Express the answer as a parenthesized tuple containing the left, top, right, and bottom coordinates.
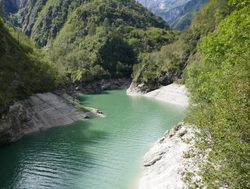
(127, 83, 189, 107)
(136, 0, 207, 30)
(1, 0, 73, 46)
(0, 92, 101, 146)
(138, 123, 202, 189)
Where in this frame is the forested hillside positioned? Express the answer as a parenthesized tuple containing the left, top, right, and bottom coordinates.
(48, 0, 176, 83)
(1, 0, 86, 46)
(1, 0, 168, 46)
(185, 1, 250, 188)
(131, 0, 230, 91)
(0, 0, 178, 112)
(132, 0, 250, 187)
(0, 18, 60, 114)
(1, 0, 176, 83)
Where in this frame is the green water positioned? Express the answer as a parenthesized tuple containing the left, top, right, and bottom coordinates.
(0, 90, 185, 189)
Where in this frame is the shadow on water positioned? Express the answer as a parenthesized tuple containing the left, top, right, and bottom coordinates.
(78, 91, 111, 106)
(0, 90, 186, 189)
(78, 89, 127, 101)
(80, 90, 111, 97)
(0, 120, 109, 189)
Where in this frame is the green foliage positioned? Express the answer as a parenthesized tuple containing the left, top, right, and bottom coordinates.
(48, 0, 175, 82)
(2, 0, 175, 83)
(1, 0, 88, 46)
(0, 19, 61, 114)
(228, 0, 250, 8)
(131, 0, 230, 92)
(191, 0, 230, 37)
(132, 39, 187, 90)
(127, 27, 176, 53)
(2, 0, 167, 47)
(31, 0, 87, 46)
(185, 3, 250, 188)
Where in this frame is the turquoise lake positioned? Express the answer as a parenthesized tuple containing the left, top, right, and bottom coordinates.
(0, 90, 186, 189)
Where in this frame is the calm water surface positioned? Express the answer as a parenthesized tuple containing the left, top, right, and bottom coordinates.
(0, 90, 186, 189)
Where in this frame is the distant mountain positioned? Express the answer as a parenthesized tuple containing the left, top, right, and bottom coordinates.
(136, 0, 208, 30)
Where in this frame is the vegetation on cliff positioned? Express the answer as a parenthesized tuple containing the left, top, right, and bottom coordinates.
(1, 0, 86, 46)
(1, 0, 176, 83)
(2, 0, 168, 47)
(0, 0, 177, 111)
(185, 1, 250, 188)
(48, 0, 175, 83)
(131, 0, 229, 91)
(131, 0, 249, 187)
(0, 18, 60, 114)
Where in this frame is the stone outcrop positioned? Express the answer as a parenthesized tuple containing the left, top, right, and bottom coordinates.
(0, 92, 101, 146)
(127, 83, 189, 107)
(144, 84, 189, 107)
(126, 82, 145, 96)
(138, 123, 195, 189)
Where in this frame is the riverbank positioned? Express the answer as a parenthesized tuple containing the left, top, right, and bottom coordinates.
(0, 79, 131, 146)
(0, 89, 186, 189)
(138, 123, 200, 189)
(0, 92, 103, 146)
(127, 83, 189, 107)
(127, 83, 201, 188)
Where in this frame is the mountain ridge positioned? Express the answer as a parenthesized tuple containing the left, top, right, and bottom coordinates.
(0, 0, 175, 89)
(137, 0, 208, 30)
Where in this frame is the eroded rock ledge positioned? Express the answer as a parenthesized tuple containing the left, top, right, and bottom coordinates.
(127, 83, 189, 107)
(138, 123, 197, 189)
(0, 92, 102, 146)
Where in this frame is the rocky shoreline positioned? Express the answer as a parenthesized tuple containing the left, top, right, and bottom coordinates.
(138, 123, 199, 189)
(127, 83, 189, 107)
(0, 92, 103, 146)
(0, 79, 130, 146)
(129, 83, 201, 189)
(0, 79, 199, 188)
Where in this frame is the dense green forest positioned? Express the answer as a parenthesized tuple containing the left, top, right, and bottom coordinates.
(2, 0, 87, 46)
(185, 1, 250, 188)
(0, 18, 60, 114)
(1, 0, 176, 83)
(48, 0, 176, 82)
(131, 0, 230, 91)
(0, 0, 175, 107)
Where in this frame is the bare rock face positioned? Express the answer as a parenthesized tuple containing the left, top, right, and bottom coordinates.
(139, 123, 194, 189)
(0, 92, 98, 146)
(127, 83, 189, 107)
(136, 0, 207, 30)
(126, 82, 146, 96)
